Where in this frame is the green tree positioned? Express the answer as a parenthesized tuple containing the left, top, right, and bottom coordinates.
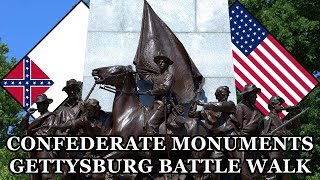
(0, 40, 27, 179)
(289, 78, 320, 180)
(0, 147, 27, 180)
(0, 40, 24, 147)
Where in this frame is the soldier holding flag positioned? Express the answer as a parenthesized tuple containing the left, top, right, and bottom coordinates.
(134, 1, 204, 135)
(142, 54, 175, 135)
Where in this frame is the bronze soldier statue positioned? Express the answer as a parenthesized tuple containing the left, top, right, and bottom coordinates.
(189, 86, 238, 136)
(56, 79, 83, 135)
(189, 86, 248, 179)
(54, 79, 84, 180)
(20, 94, 56, 180)
(235, 84, 264, 180)
(262, 95, 300, 180)
(50, 99, 112, 137)
(235, 84, 263, 136)
(50, 99, 112, 179)
(142, 55, 174, 135)
(262, 95, 300, 136)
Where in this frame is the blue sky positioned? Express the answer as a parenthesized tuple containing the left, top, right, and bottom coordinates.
(0, 0, 82, 60)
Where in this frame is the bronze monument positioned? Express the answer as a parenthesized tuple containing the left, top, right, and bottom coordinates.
(16, 1, 308, 180)
(20, 94, 56, 180)
(262, 95, 301, 180)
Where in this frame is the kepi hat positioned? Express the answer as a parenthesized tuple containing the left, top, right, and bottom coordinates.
(62, 79, 82, 91)
(240, 84, 261, 95)
(33, 94, 53, 104)
(269, 95, 285, 105)
(215, 86, 231, 94)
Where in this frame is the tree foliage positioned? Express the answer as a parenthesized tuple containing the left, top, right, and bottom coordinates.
(0, 40, 27, 179)
(0, 40, 24, 147)
(0, 147, 27, 180)
(293, 80, 320, 180)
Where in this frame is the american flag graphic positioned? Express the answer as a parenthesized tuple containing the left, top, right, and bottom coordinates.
(0, 56, 54, 110)
(230, 2, 318, 118)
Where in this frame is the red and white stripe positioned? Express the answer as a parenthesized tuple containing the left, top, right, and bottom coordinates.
(233, 35, 318, 118)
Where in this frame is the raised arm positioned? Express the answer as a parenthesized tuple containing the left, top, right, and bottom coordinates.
(20, 108, 37, 130)
(203, 101, 236, 113)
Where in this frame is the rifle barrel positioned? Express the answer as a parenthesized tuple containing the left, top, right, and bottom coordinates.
(84, 82, 96, 101)
(270, 107, 309, 135)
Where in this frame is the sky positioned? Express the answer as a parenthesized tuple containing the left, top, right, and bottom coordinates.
(0, 0, 82, 60)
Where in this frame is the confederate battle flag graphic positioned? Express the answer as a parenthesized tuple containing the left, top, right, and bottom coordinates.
(0, 1, 88, 118)
(0, 56, 54, 110)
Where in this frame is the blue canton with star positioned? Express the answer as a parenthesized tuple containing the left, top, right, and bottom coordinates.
(229, 2, 268, 56)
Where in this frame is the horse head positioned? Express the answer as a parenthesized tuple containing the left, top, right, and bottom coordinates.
(92, 65, 135, 86)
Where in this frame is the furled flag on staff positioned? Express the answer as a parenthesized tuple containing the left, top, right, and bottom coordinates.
(230, 2, 319, 118)
(0, 1, 89, 118)
(134, 1, 204, 104)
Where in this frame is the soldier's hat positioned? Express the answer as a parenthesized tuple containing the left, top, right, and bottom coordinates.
(240, 84, 261, 95)
(153, 51, 173, 65)
(269, 95, 285, 105)
(33, 94, 53, 104)
(62, 79, 82, 91)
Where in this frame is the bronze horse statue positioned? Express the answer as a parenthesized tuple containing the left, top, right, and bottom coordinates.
(92, 65, 218, 179)
(92, 65, 210, 140)
(93, 65, 150, 141)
